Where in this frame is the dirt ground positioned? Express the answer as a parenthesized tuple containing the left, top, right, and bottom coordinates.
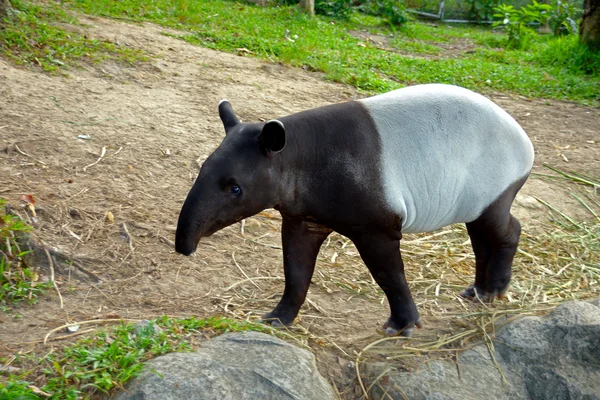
(1, 15, 599, 397)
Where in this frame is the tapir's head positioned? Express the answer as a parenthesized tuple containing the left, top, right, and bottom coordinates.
(175, 100, 286, 256)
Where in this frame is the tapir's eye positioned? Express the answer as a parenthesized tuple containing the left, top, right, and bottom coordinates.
(231, 185, 241, 195)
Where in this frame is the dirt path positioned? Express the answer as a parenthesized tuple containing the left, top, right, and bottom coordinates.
(1, 15, 599, 396)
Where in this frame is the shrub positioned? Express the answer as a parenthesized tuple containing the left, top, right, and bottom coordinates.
(493, 1, 552, 49)
(534, 35, 600, 76)
(359, 0, 410, 26)
(547, 0, 579, 36)
(315, 0, 353, 19)
(468, 0, 502, 23)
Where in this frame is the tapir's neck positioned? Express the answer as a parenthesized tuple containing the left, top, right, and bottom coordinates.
(272, 101, 382, 218)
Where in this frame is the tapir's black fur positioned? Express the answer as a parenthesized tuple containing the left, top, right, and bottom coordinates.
(175, 96, 528, 337)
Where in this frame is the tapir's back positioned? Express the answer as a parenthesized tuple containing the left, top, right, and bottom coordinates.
(358, 84, 534, 233)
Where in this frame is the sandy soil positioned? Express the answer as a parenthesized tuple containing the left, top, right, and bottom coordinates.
(0, 15, 599, 397)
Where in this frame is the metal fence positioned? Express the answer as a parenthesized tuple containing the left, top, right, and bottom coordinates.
(405, 0, 583, 23)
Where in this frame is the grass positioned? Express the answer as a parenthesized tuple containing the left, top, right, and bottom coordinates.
(0, 199, 51, 310)
(51, 0, 600, 106)
(0, 0, 147, 73)
(0, 316, 290, 398)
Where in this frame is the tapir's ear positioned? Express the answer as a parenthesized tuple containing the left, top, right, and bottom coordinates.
(260, 120, 286, 153)
(218, 99, 240, 135)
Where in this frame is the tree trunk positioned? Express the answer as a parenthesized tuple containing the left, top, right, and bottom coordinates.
(580, 0, 600, 50)
(299, 0, 315, 16)
(0, 0, 12, 18)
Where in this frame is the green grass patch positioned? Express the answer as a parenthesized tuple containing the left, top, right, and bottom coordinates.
(0, 316, 286, 398)
(0, 0, 147, 72)
(390, 37, 442, 55)
(532, 35, 600, 77)
(57, 0, 599, 105)
(0, 199, 51, 310)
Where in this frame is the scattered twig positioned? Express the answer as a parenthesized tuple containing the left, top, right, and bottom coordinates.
(534, 196, 583, 229)
(543, 163, 599, 188)
(83, 146, 107, 171)
(44, 318, 142, 345)
(14, 144, 31, 157)
(43, 245, 64, 309)
(5, 237, 12, 257)
(365, 366, 393, 398)
(27, 385, 51, 398)
(571, 193, 600, 222)
(19, 328, 96, 344)
(480, 319, 507, 385)
(157, 234, 174, 247)
(121, 222, 134, 251)
(355, 336, 408, 400)
(224, 276, 283, 291)
(232, 251, 261, 289)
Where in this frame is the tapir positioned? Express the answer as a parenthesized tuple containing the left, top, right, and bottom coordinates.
(175, 83, 534, 337)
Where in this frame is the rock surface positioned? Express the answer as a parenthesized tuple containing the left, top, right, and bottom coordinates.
(113, 331, 336, 400)
(369, 299, 600, 400)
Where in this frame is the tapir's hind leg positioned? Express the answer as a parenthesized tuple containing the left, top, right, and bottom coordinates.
(461, 213, 521, 301)
(460, 177, 527, 302)
(352, 233, 422, 337)
(261, 216, 331, 327)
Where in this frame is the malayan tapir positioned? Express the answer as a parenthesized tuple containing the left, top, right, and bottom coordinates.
(175, 83, 534, 337)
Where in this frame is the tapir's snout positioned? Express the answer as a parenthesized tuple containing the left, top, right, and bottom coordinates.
(175, 239, 197, 256)
(175, 197, 204, 256)
(175, 189, 222, 256)
(174, 225, 200, 256)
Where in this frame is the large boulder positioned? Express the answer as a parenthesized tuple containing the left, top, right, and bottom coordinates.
(368, 299, 600, 399)
(114, 331, 336, 400)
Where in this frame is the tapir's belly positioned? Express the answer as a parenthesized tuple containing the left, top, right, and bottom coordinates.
(359, 84, 534, 234)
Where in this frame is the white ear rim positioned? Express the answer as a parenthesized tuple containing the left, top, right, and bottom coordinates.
(219, 99, 229, 106)
(266, 119, 285, 129)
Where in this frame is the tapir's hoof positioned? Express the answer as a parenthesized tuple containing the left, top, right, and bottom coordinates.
(260, 312, 293, 328)
(383, 318, 423, 337)
(459, 285, 506, 303)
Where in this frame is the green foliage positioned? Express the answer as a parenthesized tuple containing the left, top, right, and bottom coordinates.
(359, 0, 410, 26)
(41, 320, 179, 397)
(0, 380, 39, 399)
(391, 37, 442, 55)
(468, 0, 502, 22)
(0, 0, 146, 72)
(2, 316, 279, 398)
(493, 1, 552, 49)
(547, 0, 579, 36)
(315, 0, 353, 19)
(533, 34, 600, 76)
(0, 199, 50, 309)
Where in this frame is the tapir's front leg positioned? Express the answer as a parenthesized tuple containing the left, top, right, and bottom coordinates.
(352, 233, 422, 337)
(262, 216, 331, 327)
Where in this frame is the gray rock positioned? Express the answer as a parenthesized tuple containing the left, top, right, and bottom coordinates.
(113, 331, 336, 400)
(369, 299, 600, 400)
